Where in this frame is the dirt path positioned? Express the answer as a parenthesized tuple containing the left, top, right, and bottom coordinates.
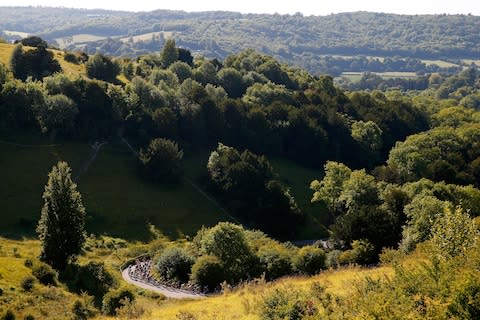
(74, 141, 107, 181)
(0, 139, 60, 148)
(121, 265, 205, 299)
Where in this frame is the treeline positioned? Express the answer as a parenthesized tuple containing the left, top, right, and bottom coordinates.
(315, 56, 461, 77)
(2, 8, 480, 74)
(0, 41, 429, 170)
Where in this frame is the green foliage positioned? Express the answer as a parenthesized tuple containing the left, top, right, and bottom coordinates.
(293, 246, 326, 275)
(169, 61, 192, 83)
(387, 124, 480, 186)
(344, 239, 377, 265)
(310, 161, 352, 213)
(190, 255, 224, 291)
(71, 294, 96, 320)
(139, 138, 184, 183)
(9, 41, 61, 81)
(207, 144, 301, 237)
(430, 206, 479, 257)
(36, 161, 86, 270)
(37, 94, 78, 136)
(160, 39, 179, 68)
(400, 194, 447, 252)
(199, 222, 259, 283)
(351, 120, 383, 152)
(0, 310, 15, 320)
(155, 247, 195, 283)
(101, 288, 135, 316)
(63, 262, 115, 303)
(85, 53, 119, 82)
(448, 274, 480, 319)
(0, 63, 7, 88)
(63, 52, 78, 64)
(31, 262, 57, 286)
(21, 276, 35, 291)
(258, 246, 293, 281)
(260, 288, 316, 320)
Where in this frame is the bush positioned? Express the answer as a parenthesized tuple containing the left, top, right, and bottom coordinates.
(139, 138, 184, 183)
(23, 315, 34, 320)
(32, 263, 57, 285)
(156, 247, 194, 283)
(190, 255, 224, 291)
(72, 297, 96, 320)
(23, 259, 33, 268)
(63, 262, 115, 302)
(85, 53, 119, 82)
(348, 239, 377, 265)
(293, 246, 326, 275)
(200, 222, 260, 283)
(325, 250, 343, 268)
(260, 288, 316, 320)
(1, 310, 15, 320)
(21, 276, 35, 291)
(258, 247, 293, 280)
(64, 52, 78, 64)
(101, 288, 135, 316)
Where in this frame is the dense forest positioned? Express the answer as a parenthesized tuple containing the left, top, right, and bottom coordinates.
(1, 7, 480, 75)
(1, 34, 480, 319)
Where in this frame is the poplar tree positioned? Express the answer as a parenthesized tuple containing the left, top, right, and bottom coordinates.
(37, 161, 86, 270)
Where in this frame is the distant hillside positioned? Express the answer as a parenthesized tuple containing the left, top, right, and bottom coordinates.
(1, 7, 480, 74)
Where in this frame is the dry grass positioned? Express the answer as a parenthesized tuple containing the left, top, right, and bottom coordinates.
(105, 266, 393, 320)
(0, 43, 85, 77)
(422, 59, 459, 68)
(0, 236, 394, 320)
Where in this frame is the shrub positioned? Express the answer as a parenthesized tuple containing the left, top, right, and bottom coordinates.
(258, 247, 293, 280)
(293, 246, 326, 275)
(72, 296, 96, 320)
(21, 276, 35, 291)
(101, 288, 135, 316)
(24, 259, 33, 268)
(156, 247, 194, 283)
(260, 289, 317, 320)
(1, 310, 15, 320)
(139, 138, 184, 183)
(348, 239, 377, 265)
(64, 262, 115, 302)
(325, 250, 342, 268)
(190, 255, 224, 291)
(32, 263, 57, 285)
(23, 315, 34, 320)
(63, 52, 78, 64)
(200, 222, 260, 283)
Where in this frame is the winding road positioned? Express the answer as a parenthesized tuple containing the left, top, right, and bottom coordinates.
(121, 264, 205, 299)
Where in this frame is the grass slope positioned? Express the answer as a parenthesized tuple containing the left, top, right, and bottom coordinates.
(0, 42, 85, 76)
(0, 236, 393, 320)
(0, 136, 327, 240)
(97, 266, 392, 320)
(0, 136, 228, 240)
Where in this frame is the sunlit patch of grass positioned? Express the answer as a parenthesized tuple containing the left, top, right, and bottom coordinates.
(130, 266, 393, 320)
(0, 43, 85, 77)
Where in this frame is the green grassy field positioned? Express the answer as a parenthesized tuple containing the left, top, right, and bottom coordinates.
(0, 135, 327, 241)
(0, 136, 227, 240)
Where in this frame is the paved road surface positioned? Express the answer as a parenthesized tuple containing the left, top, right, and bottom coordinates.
(121, 266, 205, 299)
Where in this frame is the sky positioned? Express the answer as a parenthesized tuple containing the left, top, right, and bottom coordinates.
(3, 0, 480, 16)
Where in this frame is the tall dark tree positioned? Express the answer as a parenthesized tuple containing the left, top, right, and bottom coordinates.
(139, 138, 184, 183)
(37, 161, 86, 270)
(160, 39, 179, 68)
(85, 53, 119, 82)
